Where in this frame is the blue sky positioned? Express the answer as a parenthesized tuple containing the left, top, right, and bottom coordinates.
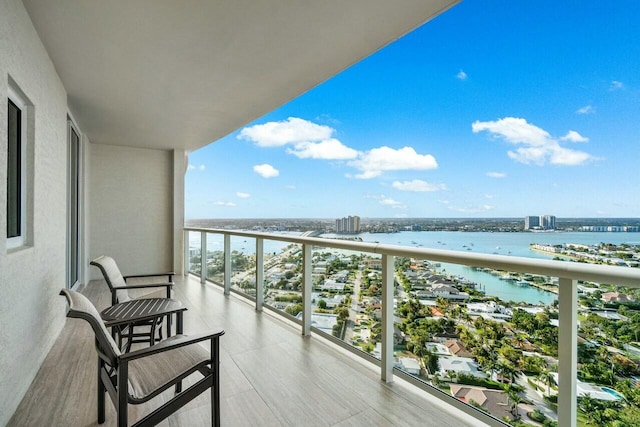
(186, 0, 640, 219)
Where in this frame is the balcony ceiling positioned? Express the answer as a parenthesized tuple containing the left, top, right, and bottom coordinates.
(23, 0, 458, 151)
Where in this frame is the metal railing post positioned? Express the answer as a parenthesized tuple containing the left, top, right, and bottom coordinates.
(200, 231, 207, 284)
(256, 238, 264, 311)
(381, 254, 395, 383)
(224, 234, 231, 295)
(183, 230, 189, 276)
(302, 244, 312, 336)
(558, 277, 578, 427)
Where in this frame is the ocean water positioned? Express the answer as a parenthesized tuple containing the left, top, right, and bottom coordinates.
(188, 230, 640, 306)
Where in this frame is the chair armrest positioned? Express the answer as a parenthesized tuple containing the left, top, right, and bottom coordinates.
(112, 282, 174, 290)
(123, 272, 175, 282)
(120, 329, 225, 362)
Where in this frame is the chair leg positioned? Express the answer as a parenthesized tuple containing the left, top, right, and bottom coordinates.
(98, 359, 105, 424)
(212, 337, 220, 427)
(117, 363, 129, 427)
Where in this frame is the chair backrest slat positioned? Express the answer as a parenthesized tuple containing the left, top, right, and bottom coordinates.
(90, 255, 130, 303)
(60, 289, 121, 366)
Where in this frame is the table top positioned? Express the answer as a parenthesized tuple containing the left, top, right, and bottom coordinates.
(101, 298, 186, 327)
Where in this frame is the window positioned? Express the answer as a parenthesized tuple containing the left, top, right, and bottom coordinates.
(67, 119, 81, 287)
(7, 85, 28, 248)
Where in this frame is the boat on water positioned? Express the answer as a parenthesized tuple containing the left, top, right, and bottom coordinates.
(516, 280, 530, 287)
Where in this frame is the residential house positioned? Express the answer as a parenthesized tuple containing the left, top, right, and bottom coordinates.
(445, 340, 474, 358)
(450, 385, 515, 421)
(602, 292, 632, 303)
(438, 356, 487, 379)
(398, 357, 422, 375)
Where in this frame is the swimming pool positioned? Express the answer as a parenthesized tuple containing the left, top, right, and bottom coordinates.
(601, 387, 625, 400)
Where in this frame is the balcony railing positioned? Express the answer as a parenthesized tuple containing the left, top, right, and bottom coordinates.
(184, 227, 640, 427)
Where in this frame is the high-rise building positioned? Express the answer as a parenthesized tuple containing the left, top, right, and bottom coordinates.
(524, 216, 540, 230)
(335, 215, 361, 234)
(524, 215, 556, 230)
(541, 215, 556, 230)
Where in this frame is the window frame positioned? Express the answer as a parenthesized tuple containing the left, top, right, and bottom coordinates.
(7, 85, 28, 249)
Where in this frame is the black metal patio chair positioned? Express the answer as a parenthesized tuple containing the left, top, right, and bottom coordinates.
(90, 255, 175, 350)
(60, 289, 224, 427)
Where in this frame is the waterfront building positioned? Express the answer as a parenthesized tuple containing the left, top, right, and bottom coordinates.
(525, 215, 540, 230)
(335, 215, 361, 234)
(541, 215, 556, 230)
(524, 214, 556, 230)
(580, 225, 640, 232)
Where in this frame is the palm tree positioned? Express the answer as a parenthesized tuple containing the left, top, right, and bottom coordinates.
(507, 389, 522, 420)
(497, 361, 516, 384)
(539, 370, 556, 396)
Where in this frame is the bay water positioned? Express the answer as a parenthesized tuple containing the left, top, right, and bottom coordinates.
(190, 230, 640, 306)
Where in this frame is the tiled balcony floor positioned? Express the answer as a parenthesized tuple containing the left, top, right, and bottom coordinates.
(9, 275, 486, 426)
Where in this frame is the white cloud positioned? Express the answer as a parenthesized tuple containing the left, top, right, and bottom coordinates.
(392, 179, 447, 192)
(286, 138, 358, 159)
(214, 201, 236, 207)
(238, 117, 333, 147)
(486, 172, 506, 178)
(457, 69, 468, 80)
(576, 105, 595, 115)
(236, 192, 251, 198)
(188, 164, 206, 171)
(472, 117, 595, 166)
(253, 164, 279, 178)
(347, 146, 438, 179)
(284, 185, 296, 190)
(239, 117, 359, 161)
(560, 130, 589, 143)
(379, 198, 406, 209)
(240, 118, 439, 179)
(610, 80, 624, 91)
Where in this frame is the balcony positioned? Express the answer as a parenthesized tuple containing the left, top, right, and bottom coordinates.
(7, 228, 640, 426)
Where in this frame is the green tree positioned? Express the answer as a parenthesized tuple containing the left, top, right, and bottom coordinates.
(424, 349, 439, 374)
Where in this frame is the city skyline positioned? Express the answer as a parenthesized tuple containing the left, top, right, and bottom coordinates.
(186, 1, 640, 219)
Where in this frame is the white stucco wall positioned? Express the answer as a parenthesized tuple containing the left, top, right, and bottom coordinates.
(0, 0, 69, 424)
(89, 144, 173, 280)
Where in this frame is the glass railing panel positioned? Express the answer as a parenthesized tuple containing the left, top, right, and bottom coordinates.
(348, 252, 382, 356)
(576, 286, 636, 427)
(305, 248, 381, 353)
(186, 230, 201, 276)
(229, 236, 256, 297)
(311, 247, 365, 347)
(203, 232, 224, 285)
(262, 242, 303, 317)
(394, 255, 563, 425)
